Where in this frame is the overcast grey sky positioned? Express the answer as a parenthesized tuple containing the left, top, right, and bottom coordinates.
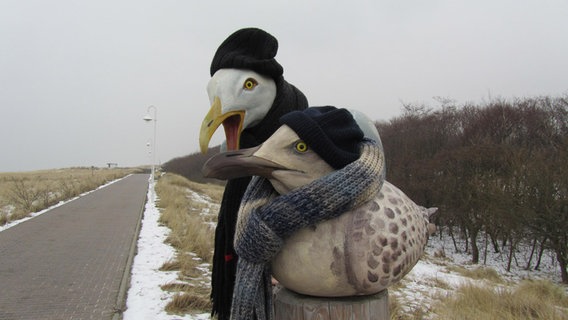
(1, 0, 567, 172)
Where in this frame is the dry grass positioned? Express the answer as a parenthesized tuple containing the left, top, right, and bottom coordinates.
(161, 282, 194, 292)
(389, 272, 447, 319)
(156, 174, 220, 262)
(389, 296, 408, 320)
(445, 265, 503, 283)
(514, 280, 568, 309)
(154, 172, 223, 314)
(434, 280, 568, 320)
(429, 278, 452, 291)
(165, 292, 211, 315)
(390, 295, 429, 320)
(0, 167, 138, 225)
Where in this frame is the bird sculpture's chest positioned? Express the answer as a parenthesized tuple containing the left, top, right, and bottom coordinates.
(271, 181, 430, 297)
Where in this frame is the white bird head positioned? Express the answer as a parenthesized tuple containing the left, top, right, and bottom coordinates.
(199, 69, 277, 153)
(203, 125, 334, 194)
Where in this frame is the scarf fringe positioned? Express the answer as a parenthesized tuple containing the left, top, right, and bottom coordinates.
(231, 261, 273, 320)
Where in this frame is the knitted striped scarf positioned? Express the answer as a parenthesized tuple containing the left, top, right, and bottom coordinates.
(231, 140, 385, 320)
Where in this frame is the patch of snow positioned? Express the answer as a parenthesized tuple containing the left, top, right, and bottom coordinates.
(390, 231, 566, 317)
(186, 189, 211, 205)
(123, 181, 211, 320)
(186, 189, 219, 217)
(1, 204, 15, 218)
(425, 232, 562, 283)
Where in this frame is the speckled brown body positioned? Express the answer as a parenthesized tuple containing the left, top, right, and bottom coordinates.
(271, 181, 432, 297)
(203, 124, 434, 298)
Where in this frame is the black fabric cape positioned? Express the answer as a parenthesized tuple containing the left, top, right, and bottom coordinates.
(211, 77, 308, 320)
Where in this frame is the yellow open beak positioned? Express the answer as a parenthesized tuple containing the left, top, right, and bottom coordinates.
(199, 96, 245, 154)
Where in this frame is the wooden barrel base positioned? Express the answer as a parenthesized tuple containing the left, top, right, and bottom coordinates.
(273, 287, 389, 320)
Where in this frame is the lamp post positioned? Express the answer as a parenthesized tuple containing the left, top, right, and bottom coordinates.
(143, 105, 157, 182)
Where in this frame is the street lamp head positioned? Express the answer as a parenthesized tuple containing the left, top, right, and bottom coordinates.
(143, 114, 153, 122)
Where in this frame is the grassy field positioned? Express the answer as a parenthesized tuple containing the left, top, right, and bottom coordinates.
(0, 167, 140, 226)
(432, 279, 568, 320)
(153, 173, 223, 314)
(153, 173, 568, 319)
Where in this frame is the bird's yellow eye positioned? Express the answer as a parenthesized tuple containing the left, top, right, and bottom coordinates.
(243, 78, 258, 90)
(294, 141, 308, 153)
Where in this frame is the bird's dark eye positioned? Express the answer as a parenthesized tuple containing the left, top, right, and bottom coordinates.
(243, 78, 258, 90)
(294, 141, 308, 153)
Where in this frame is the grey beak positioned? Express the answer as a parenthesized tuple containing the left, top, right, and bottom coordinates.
(202, 145, 285, 180)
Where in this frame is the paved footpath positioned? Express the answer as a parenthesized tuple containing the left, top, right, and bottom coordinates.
(0, 174, 149, 320)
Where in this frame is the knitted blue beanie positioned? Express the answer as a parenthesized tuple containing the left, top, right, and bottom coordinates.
(279, 106, 364, 169)
(210, 28, 284, 79)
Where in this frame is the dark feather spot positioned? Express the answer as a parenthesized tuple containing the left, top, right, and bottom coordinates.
(389, 223, 399, 234)
(392, 250, 401, 261)
(388, 197, 399, 205)
(370, 201, 380, 211)
(393, 265, 402, 277)
(368, 271, 379, 283)
(390, 239, 399, 250)
(372, 243, 383, 255)
(367, 255, 380, 269)
(330, 247, 343, 276)
(381, 251, 391, 263)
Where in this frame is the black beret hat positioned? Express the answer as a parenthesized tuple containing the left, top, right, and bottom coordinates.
(210, 28, 284, 79)
(280, 106, 364, 169)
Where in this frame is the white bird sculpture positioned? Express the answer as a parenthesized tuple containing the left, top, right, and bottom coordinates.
(203, 115, 436, 297)
(201, 27, 310, 320)
(200, 68, 277, 152)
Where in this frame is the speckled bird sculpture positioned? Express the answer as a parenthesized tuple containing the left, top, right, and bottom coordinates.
(203, 107, 437, 299)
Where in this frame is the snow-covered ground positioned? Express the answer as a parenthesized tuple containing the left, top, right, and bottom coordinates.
(123, 182, 210, 320)
(392, 235, 564, 316)
(123, 181, 566, 319)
